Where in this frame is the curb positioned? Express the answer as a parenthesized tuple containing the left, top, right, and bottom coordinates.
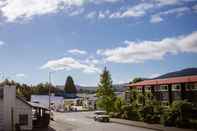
(111, 119, 163, 131)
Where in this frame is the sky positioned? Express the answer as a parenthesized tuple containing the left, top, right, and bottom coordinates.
(0, 0, 197, 86)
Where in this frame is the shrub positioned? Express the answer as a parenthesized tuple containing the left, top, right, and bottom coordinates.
(114, 97, 126, 113)
(121, 105, 141, 121)
(109, 112, 121, 118)
(162, 100, 197, 128)
(139, 104, 161, 124)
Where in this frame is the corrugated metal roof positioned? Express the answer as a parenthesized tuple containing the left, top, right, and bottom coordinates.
(128, 75, 197, 87)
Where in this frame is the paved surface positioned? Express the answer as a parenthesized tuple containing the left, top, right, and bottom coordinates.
(50, 112, 156, 131)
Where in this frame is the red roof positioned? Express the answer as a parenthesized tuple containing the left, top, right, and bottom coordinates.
(128, 75, 197, 87)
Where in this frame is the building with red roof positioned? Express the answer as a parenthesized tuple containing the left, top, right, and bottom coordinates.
(126, 68, 197, 106)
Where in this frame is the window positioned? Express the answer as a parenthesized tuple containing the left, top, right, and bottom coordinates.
(172, 84, 181, 91)
(145, 86, 151, 92)
(160, 85, 168, 91)
(0, 88, 3, 99)
(19, 114, 28, 125)
(186, 83, 197, 91)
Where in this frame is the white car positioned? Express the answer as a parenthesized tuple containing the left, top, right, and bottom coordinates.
(94, 111, 110, 122)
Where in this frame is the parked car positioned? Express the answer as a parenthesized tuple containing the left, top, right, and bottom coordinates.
(94, 111, 110, 122)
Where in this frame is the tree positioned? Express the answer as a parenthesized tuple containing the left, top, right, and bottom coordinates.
(96, 67, 116, 113)
(114, 97, 126, 113)
(64, 76, 77, 93)
(132, 77, 143, 83)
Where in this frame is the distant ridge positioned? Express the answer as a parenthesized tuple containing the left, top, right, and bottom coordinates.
(56, 83, 128, 92)
(154, 68, 197, 79)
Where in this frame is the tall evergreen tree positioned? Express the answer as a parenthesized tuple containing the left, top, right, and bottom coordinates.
(64, 76, 77, 93)
(96, 67, 116, 113)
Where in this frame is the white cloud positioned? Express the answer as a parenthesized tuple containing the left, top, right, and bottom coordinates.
(90, 0, 121, 4)
(0, 41, 5, 46)
(85, 56, 100, 65)
(150, 7, 190, 23)
(149, 73, 162, 78)
(41, 57, 100, 74)
(86, 11, 97, 19)
(109, 3, 154, 18)
(68, 8, 85, 16)
(16, 73, 26, 78)
(159, 7, 190, 15)
(150, 15, 163, 23)
(153, 0, 180, 6)
(68, 49, 87, 55)
(152, 0, 196, 6)
(0, 0, 122, 22)
(0, 0, 89, 22)
(98, 31, 197, 63)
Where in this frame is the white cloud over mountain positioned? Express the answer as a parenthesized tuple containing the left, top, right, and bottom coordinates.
(98, 31, 197, 63)
(41, 57, 100, 74)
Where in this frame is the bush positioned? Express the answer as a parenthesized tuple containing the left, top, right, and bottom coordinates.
(190, 119, 197, 129)
(162, 100, 197, 128)
(121, 105, 140, 121)
(114, 97, 126, 113)
(109, 112, 121, 118)
(139, 104, 161, 124)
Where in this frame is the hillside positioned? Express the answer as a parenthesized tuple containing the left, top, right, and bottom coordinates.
(154, 68, 197, 79)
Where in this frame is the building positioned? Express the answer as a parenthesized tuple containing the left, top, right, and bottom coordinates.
(127, 68, 197, 106)
(0, 85, 32, 131)
(80, 94, 97, 110)
(31, 94, 64, 111)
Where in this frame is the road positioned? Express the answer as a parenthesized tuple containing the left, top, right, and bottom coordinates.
(50, 112, 156, 131)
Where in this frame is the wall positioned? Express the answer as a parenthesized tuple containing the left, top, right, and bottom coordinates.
(0, 91, 4, 131)
(1, 86, 32, 131)
(3, 85, 16, 131)
(15, 98, 32, 130)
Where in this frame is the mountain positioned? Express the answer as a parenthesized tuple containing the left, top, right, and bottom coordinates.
(56, 83, 128, 93)
(154, 68, 197, 79)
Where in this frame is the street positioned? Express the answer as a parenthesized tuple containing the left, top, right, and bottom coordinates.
(49, 112, 156, 131)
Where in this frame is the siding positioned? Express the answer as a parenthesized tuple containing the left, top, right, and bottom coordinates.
(15, 98, 32, 130)
(0, 99, 3, 131)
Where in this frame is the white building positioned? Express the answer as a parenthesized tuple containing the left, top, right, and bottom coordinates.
(0, 85, 32, 131)
(31, 94, 64, 111)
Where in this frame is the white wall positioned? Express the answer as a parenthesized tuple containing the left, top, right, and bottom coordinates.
(3, 85, 16, 131)
(15, 98, 32, 130)
(0, 96, 4, 131)
(0, 86, 32, 131)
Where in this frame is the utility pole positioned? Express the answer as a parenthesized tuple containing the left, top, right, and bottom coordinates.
(49, 72, 52, 111)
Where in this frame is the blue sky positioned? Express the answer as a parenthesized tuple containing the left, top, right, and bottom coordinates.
(0, 0, 197, 86)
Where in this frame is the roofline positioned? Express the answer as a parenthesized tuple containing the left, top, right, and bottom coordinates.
(128, 75, 197, 87)
(16, 96, 32, 108)
(16, 96, 49, 110)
